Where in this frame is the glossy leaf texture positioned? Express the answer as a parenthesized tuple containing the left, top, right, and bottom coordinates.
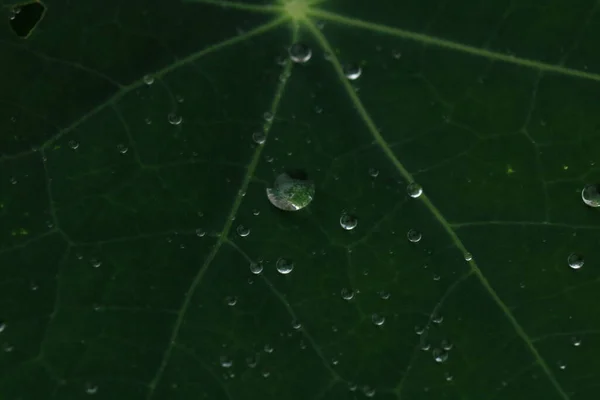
(1, 0, 600, 399)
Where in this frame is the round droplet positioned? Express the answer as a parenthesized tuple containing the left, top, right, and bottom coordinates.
(246, 354, 259, 368)
(362, 386, 376, 398)
(249, 262, 263, 275)
(444, 372, 453, 382)
(266, 172, 315, 211)
(276, 258, 294, 274)
(407, 229, 422, 243)
(368, 168, 379, 178)
(344, 63, 362, 80)
(263, 111, 273, 122)
(571, 336, 582, 347)
(90, 259, 102, 268)
(117, 143, 128, 154)
(568, 253, 584, 270)
(168, 113, 182, 125)
(432, 313, 444, 324)
(292, 320, 302, 330)
(225, 296, 237, 306)
(414, 325, 425, 335)
(371, 313, 385, 326)
(407, 182, 423, 198)
(379, 290, 391, 300)
(441, 339, 453, 351)
(196, 228, 206, 237)
(582, 184, 600, 207)
(264, 344, 274, 353)
(68, 140, 79, 150)
(85, 382, 98, 395)
(341, 288, 354, 300)
(557, 361, 567, 370)
(340, 213, 358, 230)
(236, 225, 250, 237)
(432, 348, 448, 363)
(464, 252, 473, 261)
(420, 342, 431, 351)
(288, 42, 312, 64)
(220, 355, 233, 368)
(252, 131, 266, 145)
(0, 322, 6, 333)
(143, 74, 155, 85)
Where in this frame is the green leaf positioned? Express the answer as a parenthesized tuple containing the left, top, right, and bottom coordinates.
(1, 0, 599, 399)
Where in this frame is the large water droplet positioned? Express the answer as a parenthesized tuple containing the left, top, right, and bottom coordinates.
(249, 262, 263, 275)
(289, 42, 312, 64)
(266, 172, 315, 211)
(236, 225, 250, 237)
(341, 288, 354, 300)
(340, 213, 358, 230)
(407, 182, 423, 198)
(344, 63, 362, 80)
(168, 113, 182, 125)
(407, 229, 422, 243)
(464, 252, 473, 261)
(568, 253, 584, 269)
(582, 184, 600, 207)
(276, 258, 294, 274)
(371, 313, 385, 326)
(432, 348, 448, 363)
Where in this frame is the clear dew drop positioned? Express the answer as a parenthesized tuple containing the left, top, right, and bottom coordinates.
(116, 143, 128, 154)
(225, 296, 237, 306)
(340, 213, 358, 230)
(441, 339, 453, 351)
(266, 172, 315, 211)
(195, 228, 206, 237)
(557, 361, 567, 370)
(444, 372, 453, 382)
(236, 225, 250, 237)
(276, 258, 294, 274)
(90, 259, 102, 268)
(432, 313, 444, 324)
(368, 167, 379, 178)
(407, 182, 423, 198)
(414, 325, 425, 335)
(568, 253, 584, 270)
(68, 140, 79, 150)
(420, 342, 431, 351)
(263, 111, 273, 122)
(292, 320, 302, 330)
(464, 252, 473, 261)
(407, 229, 422, 243)
(264, 344, 274, 354)
(571, 336, 582, 347)
(341, 288, 354, 301)
(288, 42, 312, 64)
(362, 386, 376, 398)
(432, 348, 448, 363)
(220, 355, 233, 368)
(249, 262, 263, 275)
(581, 184, 600, 207)
(252, 131, 266, 145)
(379, 290, 391, 300)
(143, 74, 155, 85)
(168, 113, 182, 125)
(348, 382, 358, 392)
(246, 354, 259, 368)
(0, 322, 6, 333)
(85, 382, 98, 395)
(343, 63, 362, 80)
(371, 313, 385, 326)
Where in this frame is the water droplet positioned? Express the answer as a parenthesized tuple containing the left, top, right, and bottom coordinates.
(368, 168, 379, 178)
(176, 95, 184, 103)
(220, 355, 233, 368)
(441, 339, 453, 350)
(421, 342, 431, 351)
(68, 140, 79, 150)
(433, 274, 441, 281)
(143, 74, 154, 85)
(314, 106, 323, 114)
(252, 209, 260, 216)
(246, 354, 259, 368)
(267, 172, 315, 211)
(276, 258, 294, 274)
(571, 336, 582, 347)
(414, 325, 425, 335)
(90, 259, 102, 268)
(288, 42, 312, 64)
(392, 49, 402, 59)
(85, 382, 98, 395)
(116, 143, 128, 154)
(225, 296, 237, 306)
(407, 229, 422, 243)
(432, 313, 444, 324)
(341, 288, 354, 300)
(9, 177, 17, 185)
(464, 252, 473, 261)
(236, 225, 250, 237)
(264, 344, 274, 353)
(557, 361, 567, 370)
(568, 253, 584, 270)
(196, 228, 206, 237)
(145, 117, 152, 125)
(407, 182, 423, 198)
(582, 184, 600, 207)
(292, 320, 302, 330)
(371, 313, 385, 326)
(340, 213, 358, 230)
(433, 348, 448, 363)
(261, 370, 270, 378)
(444, 372, 453, 382)
(379, 290, 391, 300)
(252, 131, 266, 145)
(344, 63, 362, 80)
(168, 113, 182, 125)
(249, 262, 263, 275)
(348, 382, 358, 391)
(0, 322, 6, 333)
(263, 111, 273, 122)
(362, 385, 376, 398)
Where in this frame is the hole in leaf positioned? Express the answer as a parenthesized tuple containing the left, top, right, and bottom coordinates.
(9, 1, 45, 38)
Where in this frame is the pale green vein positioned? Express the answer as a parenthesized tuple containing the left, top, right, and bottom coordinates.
(452, 220, 600, 230)
(38, 17, 287, 151)
(183, 0, 284, 13)
(308, 8, 600, 83)
(145, 43, 295, 400)
(304, 18, 571, 400)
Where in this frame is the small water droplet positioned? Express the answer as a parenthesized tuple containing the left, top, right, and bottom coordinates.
(68, 140, 79, 150)
(263, 111, 273, 122)
(379, 290, 391, 300)
(571, 336, 582, 346)
(340, 213, 358, 230)
(582, 184, 600, 207)
(267, 172, 314, 211)
(407, 229, 422, 243)
(220, 355, 233, 368)
(246, 354, 259, 368)
(433, 274, 441, 281)
(432, 313, 444, 324)
(444, 372, 453, 382)
(225, 296, 237, 306)
(464, 252, 473, 261)
(414, 325, 425, 335)
(85, 382, 98, 395)
(288, 42, 312, 64)
(196, 228, 206, 237)
(407, 182, 423, 198)
(116, 143, 128, 154)
(392, 49, 402, 59)
(276, 258, 294, 274)
(557, 361, 567, 370)
(249, 262, 263, 275)
(261, 370, 270, 378)
(292, 320, 302, 330)
(0, 322, 6, 333)
(441, 339, 453, 350)
(90, 259, 102, 268)
(168, 113, 182, 125)
(143, 74, 154, 85)
(236, 225, 250, 237)
(341, 288, 354, 300)
(145, 117, 152, 125)
(368, 167, 379, 178)
(568, 253, 584, 270)
(9, 177, 17, 185)
(314, 105, 323, 114)
(176, 95, 184, 103)
(264, 344, 274, 353)
(371, 313, 385, 326)
(362, 385, 376, 398)
(433, 348, 448, 363)
(252, 131, 266, 145)
(343, 63, 362, 80)
(421, 342, 431, 351)
(348, 382, 358, 391)
(30, 281, 38, 291)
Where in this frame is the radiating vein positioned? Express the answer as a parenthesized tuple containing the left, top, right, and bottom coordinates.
(304, 18, 571, 400)
(184, 0, 284, 13)
(451, 220, 600, 230)
(145, 45, 295, 400)
(308, 8, 600, 83)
